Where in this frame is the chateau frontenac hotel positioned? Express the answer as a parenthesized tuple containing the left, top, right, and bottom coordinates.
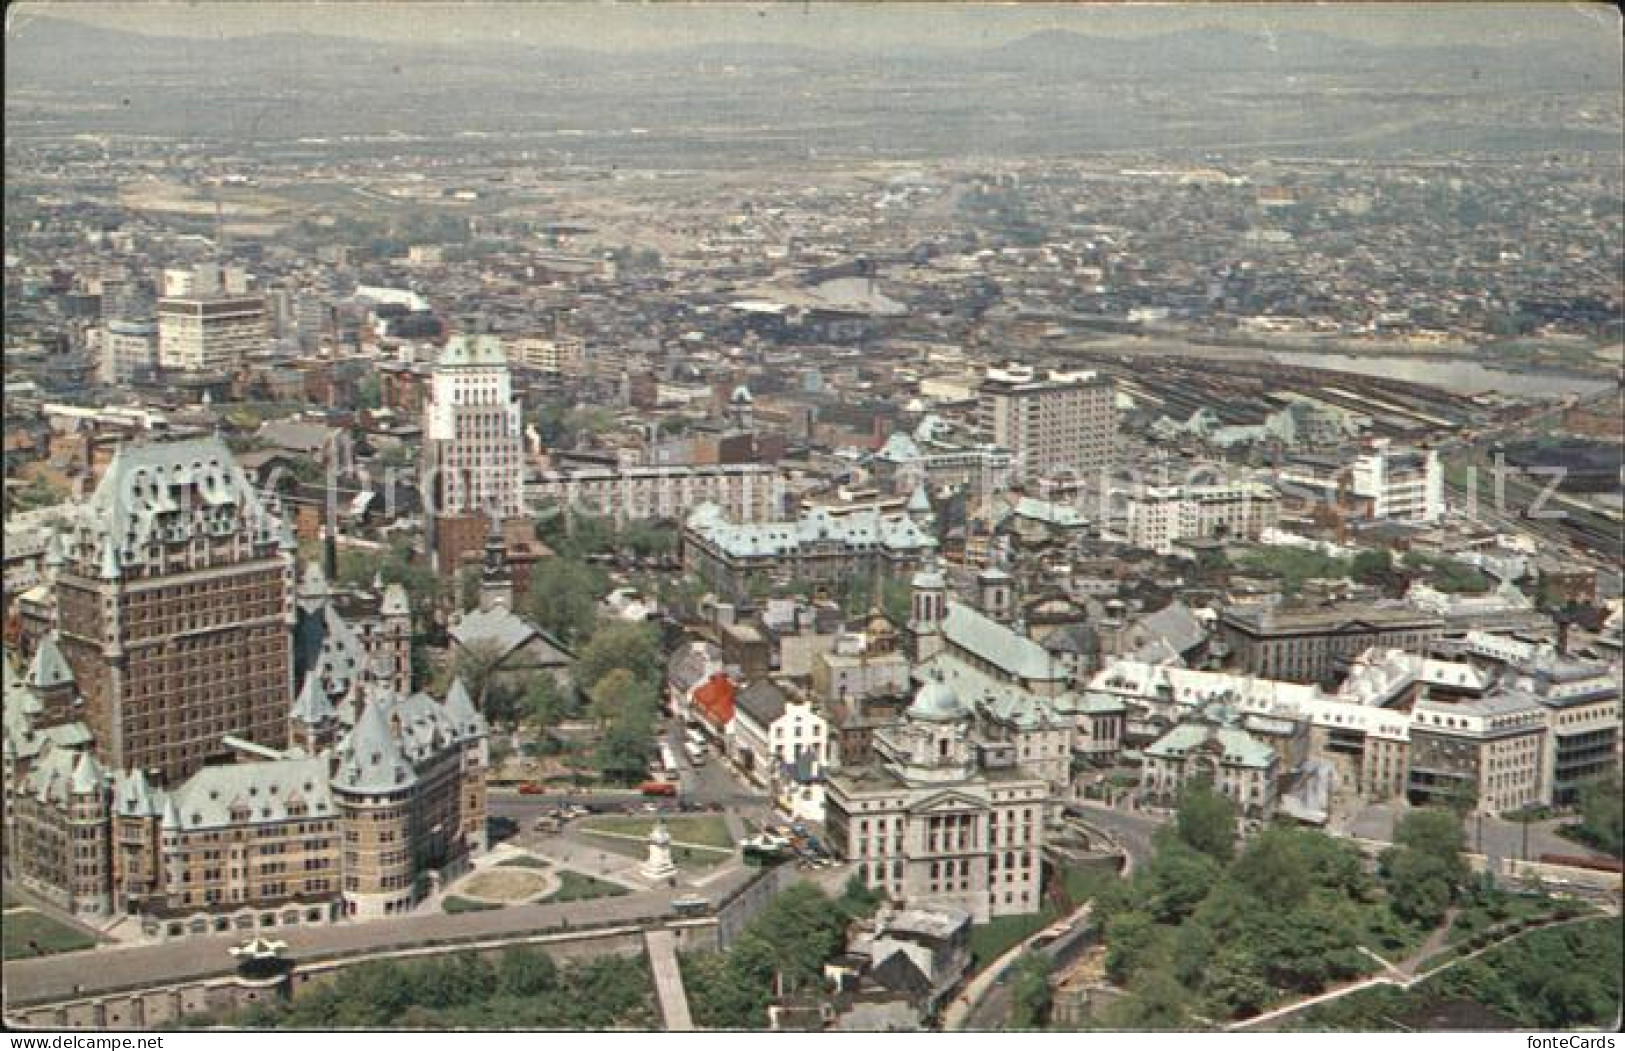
(2, 438, 487, 939)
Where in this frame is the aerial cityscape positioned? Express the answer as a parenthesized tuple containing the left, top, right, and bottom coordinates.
(1, 0, 1621, 1035)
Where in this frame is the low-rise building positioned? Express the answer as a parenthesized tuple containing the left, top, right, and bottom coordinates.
(1140, 705, 1279, 817)
(683, 501, 936, 602)
(730, 679, 829, 820)
(1123, 481, 1281, 555)
(527, 463, 782, 526)
(1219, 604, 1445, 683)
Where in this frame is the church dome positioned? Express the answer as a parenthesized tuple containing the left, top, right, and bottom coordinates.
(907, 680, 967, 723)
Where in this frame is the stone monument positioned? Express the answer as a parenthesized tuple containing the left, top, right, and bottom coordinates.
(640, 819, 678, 883)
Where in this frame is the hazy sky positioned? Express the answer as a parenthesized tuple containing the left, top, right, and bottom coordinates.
(9, 1, 1619, 52)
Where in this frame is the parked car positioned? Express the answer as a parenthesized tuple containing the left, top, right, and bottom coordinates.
(639, 780, 679, 797)
(518, 782, 545, 795)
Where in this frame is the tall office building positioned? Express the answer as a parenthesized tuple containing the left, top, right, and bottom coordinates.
(977, 364, 1116, 485)
(156, 295, 268, 375)
(50, 437, 296, 785)
(100, 319, 159, 385)
(1351, 439, 1444, 524)
(423, 335, 525, 569)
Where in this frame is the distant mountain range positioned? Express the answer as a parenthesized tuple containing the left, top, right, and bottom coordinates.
(7, 14, 1618, 85)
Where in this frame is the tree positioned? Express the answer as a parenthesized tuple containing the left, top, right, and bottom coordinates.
(589, 668, 657, 729)
(1101, 967, 1191, 1030)
(1350, 549, 1397, 589)
(1231, 827, 1310, 909)
(574, 622, 662, 694)
(1145, 834, 1223, 923)
(1203, 944, 1273, 1018)
(451, 638, 510, 718)
(1576, 772, 1622, 857)
(1392, 807, 1470, 885)
(1103, 910, 1164, 984)
(1007, 951, 1055, 1029)
(356, 374, 382, 410)
(1381, 846, 1456, 927)
(523, 674, 574, 733)
(1381, 808, 1469, 928)
(519, 556, 604, 646)
(1173, 781, 1238, 863)
(456, 565, 482, 613)
(594, 716, 653, 783)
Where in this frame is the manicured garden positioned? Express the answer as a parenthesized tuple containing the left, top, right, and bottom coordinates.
(541, 870, 629, 903)
(2, 909, 96, 959)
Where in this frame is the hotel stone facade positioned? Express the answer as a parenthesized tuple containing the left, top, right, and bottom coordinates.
(2, 438, 487, 938)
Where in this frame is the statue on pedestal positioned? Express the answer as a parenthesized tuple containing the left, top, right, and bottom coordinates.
(640, 819, 678, 883)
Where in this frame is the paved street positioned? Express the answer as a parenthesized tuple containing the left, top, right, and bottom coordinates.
(1064, 799, 1165, 873)
(1338, 801, 1588, 863)
(2, 865, 758, 1009)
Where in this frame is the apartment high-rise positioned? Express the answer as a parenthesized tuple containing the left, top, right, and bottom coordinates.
(977, 364, 1116, 486)
(423, 335, 525, 570)
(50, 437, 296, 785)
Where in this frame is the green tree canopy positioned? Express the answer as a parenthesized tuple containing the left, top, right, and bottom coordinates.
(1576, 772, 1622, 857)
(575, 622, 662, 694)
(518, 556, 605, 646)
(1008, 951, 1055, 1029)
(523, 674, 575, 733)
(1173, 781, 1238, 863)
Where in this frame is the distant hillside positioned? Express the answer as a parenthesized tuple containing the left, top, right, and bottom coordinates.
(9, 13, 1618, 87)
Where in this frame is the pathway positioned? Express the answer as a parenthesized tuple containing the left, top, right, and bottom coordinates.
(643, 929, 694, 1032)
(942, 903, 1093, 1031)
(1399, 907, 1457, 977)
(1228, 908, 1613, 1031)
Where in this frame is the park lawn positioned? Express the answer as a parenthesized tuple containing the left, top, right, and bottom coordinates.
(543, 870, 630, 904)
(2, 909, 96, 960)
(442, 895, 502, 914)
(577, 815, 734, 849)
(577, 832, 733, 870)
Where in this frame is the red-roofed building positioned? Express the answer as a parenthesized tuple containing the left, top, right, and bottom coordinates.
(691, 672, 738, 736)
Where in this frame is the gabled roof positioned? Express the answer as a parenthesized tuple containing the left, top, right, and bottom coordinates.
(449, 607, 571, 666)
(942, 602, 1065, 683)
(442, 678, 483, 736)
(70, 437, 282, 574)
(116, 767, 161, 818)
(735, 680, 789, 728)
(291, 671, 337, 727)
(25, 633, 75, 690)
(1134, 601, 1209, 657)
(170, 755, 334, 829)
(379, 582, 410, 617)
(1144, 720, 1275, 769)
(692, 672, 737, 729)
(70, 750, 104, 795)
